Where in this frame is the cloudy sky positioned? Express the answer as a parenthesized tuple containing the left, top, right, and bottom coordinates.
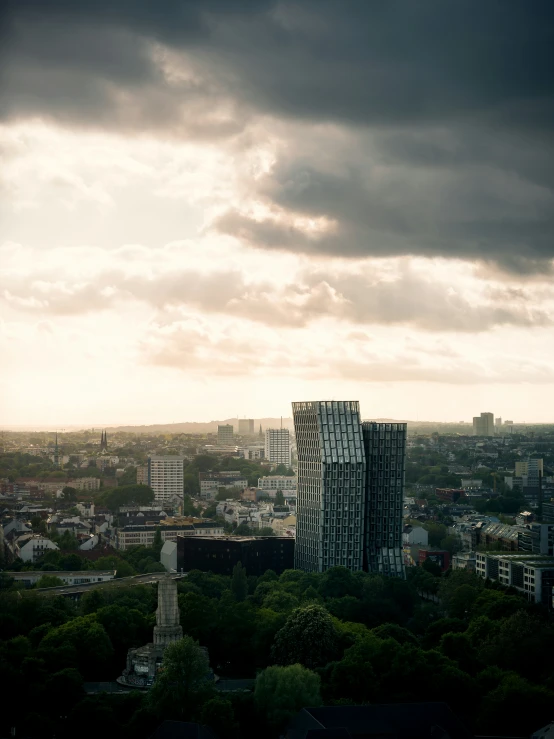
(1, 1, 554, 427)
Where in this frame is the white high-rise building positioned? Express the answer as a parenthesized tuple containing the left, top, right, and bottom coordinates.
(147, 455, 184, 503)
(264, 428, 291, 467)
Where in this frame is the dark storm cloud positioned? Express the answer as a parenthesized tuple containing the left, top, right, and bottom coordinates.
(214, 125, 554, 267)
(2, 1, 554, 268)
(3, 1, 553, 130)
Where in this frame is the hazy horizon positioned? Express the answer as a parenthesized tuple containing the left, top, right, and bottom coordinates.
(2, 3, 554, 427)
(2, 416, 551, 434)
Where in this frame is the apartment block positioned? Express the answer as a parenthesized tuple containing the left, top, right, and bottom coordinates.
(147, 456, 184, 503)
(257, 476, 297, 495)
(264, 428, 291, 467)
(476, 552, 554, 610)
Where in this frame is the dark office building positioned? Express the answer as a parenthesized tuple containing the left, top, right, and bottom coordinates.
(176, 536, 294, 576)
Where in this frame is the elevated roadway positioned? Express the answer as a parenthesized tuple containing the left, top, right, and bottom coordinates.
(27, 571, 186, 599)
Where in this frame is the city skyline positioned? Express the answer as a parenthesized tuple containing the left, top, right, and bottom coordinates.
(2, 3, 554, 426)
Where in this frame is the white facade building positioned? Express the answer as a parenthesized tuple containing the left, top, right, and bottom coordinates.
(11, 570, 116, 587)
(199, 472, 248, 500)
(116, 521, 223, 550)
(264, 428, 291, 466)
(476, 552, 554, 609)
(257, 476, 297, 495)
(67, 477, 101, 491)
(16, 535, 59, 562)
(148, 456, 184, 503)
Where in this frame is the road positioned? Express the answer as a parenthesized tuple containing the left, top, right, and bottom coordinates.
(29, 571, 186, 598)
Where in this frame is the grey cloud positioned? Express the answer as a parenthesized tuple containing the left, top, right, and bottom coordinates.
(3, 1, 553, 131)
(2, 2, 554, 269)
(1, 264, 551, 332)
(214, 123, 554, 269)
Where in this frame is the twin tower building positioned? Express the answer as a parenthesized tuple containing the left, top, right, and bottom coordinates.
(293, 401, 406, 577)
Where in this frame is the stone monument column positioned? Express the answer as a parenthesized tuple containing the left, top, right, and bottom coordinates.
(153, 574, 183, 647)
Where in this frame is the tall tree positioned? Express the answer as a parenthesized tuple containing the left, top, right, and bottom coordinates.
(148, 637, 213, 719)
(271, 604, 340, 669)
(254, 664, 322, 731)
(231, 562, 248, 602)
(152, 528, 163, 558)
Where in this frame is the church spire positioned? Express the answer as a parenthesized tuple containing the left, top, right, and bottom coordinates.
(100, 429, 108, 452)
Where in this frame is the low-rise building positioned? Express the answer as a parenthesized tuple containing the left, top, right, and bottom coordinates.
(67, 478, 101, 491)
(237, 445, 265, 460)
(257, 476, 297, 496)
(435, 488, 466, 503)
(75, 502, 95, 518)
(452, 552, 476, 571)
(115, 519, 223, 550)
(475, 552, 554, 610)
(199, 472, 248, 500)
(15, 535, 59, 562)
(418, 549, 450, 571)
(271, 514, 296, 536)
(403, 525, 428, 547)
(480, 522, 524, 551)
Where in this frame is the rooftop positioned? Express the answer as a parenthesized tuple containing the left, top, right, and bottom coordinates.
(479, 552, 554, 567)
(288, 703, 473, 739)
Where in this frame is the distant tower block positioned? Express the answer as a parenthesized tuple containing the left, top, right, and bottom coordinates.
(153, 575, 183, 647)
(238, 419, 255, 435)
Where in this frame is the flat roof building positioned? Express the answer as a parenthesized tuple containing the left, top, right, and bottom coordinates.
(116, 520, 223, 550)
(177, 535, 294, 576)
(476, 551, 554, 610)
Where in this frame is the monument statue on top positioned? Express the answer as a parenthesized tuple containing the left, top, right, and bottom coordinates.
(118, 574, 184, 688)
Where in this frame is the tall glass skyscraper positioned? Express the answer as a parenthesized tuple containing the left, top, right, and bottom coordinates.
(292, 401, 406, 577)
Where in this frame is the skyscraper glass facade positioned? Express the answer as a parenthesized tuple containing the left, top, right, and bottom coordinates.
(293, 401, 406, 577)
(362, 422, 406, 576)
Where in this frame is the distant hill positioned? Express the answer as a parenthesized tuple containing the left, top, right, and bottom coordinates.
(109, 418, 295, 434)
